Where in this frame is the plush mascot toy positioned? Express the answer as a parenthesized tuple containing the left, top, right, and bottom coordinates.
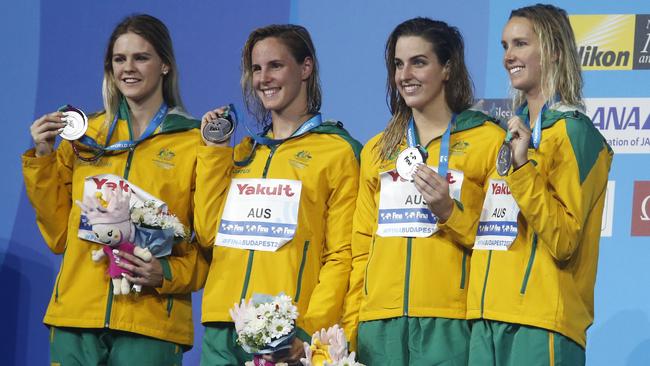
(76, 188, 152, 295)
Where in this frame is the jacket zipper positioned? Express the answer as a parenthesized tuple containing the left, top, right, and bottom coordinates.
(403, 237, 413, 316)
(104, 282, 114, 327)
(54, 247, 67, 302)
(294, 241, 310, 302)
(240, 146, 276, 301)
(480, 251, 493, 318)
(363, 237, 376, 296)
(459, 250, 468, 289)
(520, 234, 538, 294)
(105, 142, 136, 327)
(167, 296, 174, 317)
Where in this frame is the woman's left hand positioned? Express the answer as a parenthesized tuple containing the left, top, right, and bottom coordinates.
(262, 337, 305, 365)
(506, 116, 531, 169)
(115, 251, 164, 288)
(413, 164, 454, 222)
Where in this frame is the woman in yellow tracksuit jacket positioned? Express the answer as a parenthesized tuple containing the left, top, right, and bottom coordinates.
(194, 24, 360, 365)
(341, 18, 504, 365)
(23, 15, 206, 365)
(466, 5, 613, 366)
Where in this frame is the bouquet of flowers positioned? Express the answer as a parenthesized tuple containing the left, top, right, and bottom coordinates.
(130, 200, 188, 257)
(231, 293, 298, 365)
(300, 325, 363, 366)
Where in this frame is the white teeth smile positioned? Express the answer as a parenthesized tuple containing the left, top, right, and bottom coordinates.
(262, 88, 279, 97)
(123, 78, 140, 83)
(403, 85, 420, 93)
(509, 66, 524, 74)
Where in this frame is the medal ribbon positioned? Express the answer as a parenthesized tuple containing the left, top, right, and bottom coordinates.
(76, 100, 168, 152)
(235, 113, 323, 167)
(406, 114, 456, 178)
(505, 101, 552, 149)
(243, 113, 323, 146)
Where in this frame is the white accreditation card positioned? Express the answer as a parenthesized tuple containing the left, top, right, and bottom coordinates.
(216, 178, 302, 252)
(376, 167, 464, 237)
(473, 179, 520, 250)
(78, 174, 165, 243)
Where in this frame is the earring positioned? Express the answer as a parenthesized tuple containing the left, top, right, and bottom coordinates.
(162, 69, 169, 75)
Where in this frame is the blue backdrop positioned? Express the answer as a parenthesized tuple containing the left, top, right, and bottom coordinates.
(2, 1, 648, 365)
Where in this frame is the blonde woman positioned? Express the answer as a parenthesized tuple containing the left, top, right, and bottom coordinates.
(467, 4, 613, 365)
(24, 14, 205, 365)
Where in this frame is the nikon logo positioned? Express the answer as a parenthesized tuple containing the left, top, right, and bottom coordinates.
(570, 14, 650, 70)
(577, 46, 629, 67)
(570, 14, 635, 70)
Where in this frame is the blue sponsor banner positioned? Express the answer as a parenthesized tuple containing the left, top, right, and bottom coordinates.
(218, 219, 296, 239)
(477, 221, 518, 237)
(378, 208, 436, 224)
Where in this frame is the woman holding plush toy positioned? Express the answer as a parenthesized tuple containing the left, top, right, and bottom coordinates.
(22, 14, 206, 365)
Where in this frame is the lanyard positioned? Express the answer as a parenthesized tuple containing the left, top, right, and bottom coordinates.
(505, 102, 548, 149)
(235, 113, 323, 167)
(77, 101, 168, 152)
(406, 114, 456, 178)
(243, 113, 322, 146)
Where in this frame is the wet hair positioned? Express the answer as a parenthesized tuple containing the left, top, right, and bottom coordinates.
(377, 17, 473, 161)
(102, 14, 183, 120)
(508, 4, 583, 109)
(241, 24, 321, 125)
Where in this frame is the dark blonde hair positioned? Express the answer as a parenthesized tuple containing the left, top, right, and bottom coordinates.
(509, 4, 584, 109)
(102, 14, 183, 120)
(377, 17, 473, 161)
(241, 24, 321, 125)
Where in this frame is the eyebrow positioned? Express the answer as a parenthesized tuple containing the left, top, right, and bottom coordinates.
(395, 54, 428, 61)
(112, 51, 153, 57)
(504, 36, 529, 43)
(252, 59, 284, 66)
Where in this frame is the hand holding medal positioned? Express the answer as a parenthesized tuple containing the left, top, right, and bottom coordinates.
(505, 115, 532, 171)
(396, 146, 427, 181)
(413, 164, 454, 222)
(59, 105, 89, 141)
(201, 104, 236, 146)
(30, 105, 88, 157)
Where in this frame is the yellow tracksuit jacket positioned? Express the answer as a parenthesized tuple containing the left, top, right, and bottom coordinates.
(342, 110, 505, 348)
(194, 122, 361, 338)
(22, 107, 208, 346)
(466, 107, 613, 348)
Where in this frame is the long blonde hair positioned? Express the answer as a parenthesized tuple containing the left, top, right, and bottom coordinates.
(240, 24, 321, 126)
(102, 14, 184, 123)
(509, 4, 584, 110)
(377, 18, 473, 161)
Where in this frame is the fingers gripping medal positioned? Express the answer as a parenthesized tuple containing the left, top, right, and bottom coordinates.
(202, 106, 236, 143)
(496, 132, 513, 176)
(59, 105, 88, 141)
(396, 146, 428, 181)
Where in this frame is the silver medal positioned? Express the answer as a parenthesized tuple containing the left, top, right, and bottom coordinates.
(202, 116, 235, 143)
(396, 147, 426, 181)
(496, 141, 513, 176)
(60, 107, 88, 141)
